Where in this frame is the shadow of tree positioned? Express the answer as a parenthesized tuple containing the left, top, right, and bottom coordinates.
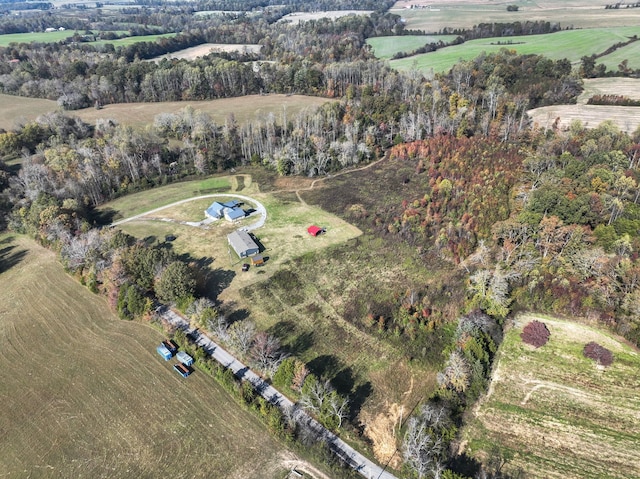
(0, 240, 27, 274)
(307, 354, 342, 381)
(87, 207, 119, 226)
(448, 453, 482, 478)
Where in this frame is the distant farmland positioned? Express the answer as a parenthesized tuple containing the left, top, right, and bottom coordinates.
(366, 35, 458, 59)
(151, 43, 262, 61)
(463, 314, 640, 479)
(389, 27, 640, 74)
(0, 94, 333, 131)
(0, 234, 300, 478)
(527, 77, 640, 133)
(391, 0, 640, 31)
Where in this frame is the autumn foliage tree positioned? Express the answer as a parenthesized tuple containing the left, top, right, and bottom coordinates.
(583, 341, 614, 366)
(521, 320, 550, 348)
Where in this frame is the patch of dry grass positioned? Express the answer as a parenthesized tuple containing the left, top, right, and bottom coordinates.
(0, 94, 59, 131)
(0, 234, 297, 478)
(463, 313, 640, 479)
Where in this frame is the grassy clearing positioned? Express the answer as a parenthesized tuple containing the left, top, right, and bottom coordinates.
(578, 78, 640, 103)
(391, 0, 640, 32)
(0, 234, 297, 478)
(527, 104, 640, 134)
(0, 93, 59, 131)
(73, 94, 334, 129)
(462, 313, 640, 479)
(280, 10, 373, 24)
(390, 27, 640, 74)
(366, 35, 459, 59)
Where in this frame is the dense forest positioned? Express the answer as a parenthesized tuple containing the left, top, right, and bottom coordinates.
(2, 3, 640, 478)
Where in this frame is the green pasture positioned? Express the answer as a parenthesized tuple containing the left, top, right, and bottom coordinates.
(390, 27, 640, 74)
(0, 234, 295, 478)
(463, 313, 640, 478)
(597, 40, 640, 72)
(366, 35, 459, 59)
(0, 30, 83, 46)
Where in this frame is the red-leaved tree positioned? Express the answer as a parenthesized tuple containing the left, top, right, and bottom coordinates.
(521, 320, 550, 348)
(583, 342, 614, 366)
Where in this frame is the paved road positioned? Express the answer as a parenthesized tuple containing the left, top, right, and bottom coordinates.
(111, 194, 267, 231)
(159, 307, 400, 479)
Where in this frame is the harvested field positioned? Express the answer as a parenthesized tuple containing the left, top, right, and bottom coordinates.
(73, 94, 334, 128)
(280, 10, 373, 24)
(150, 43, 261, 61)
(462, 313, 640, 479)
(527, 78, 640, 133)
(0, 234, 300, 478)
(391, 0, 640, 31)
(0, 93, 59, 131)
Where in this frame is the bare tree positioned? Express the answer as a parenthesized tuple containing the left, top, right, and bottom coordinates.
(403, 416, 444, 479)
(250, 331, 286, 376)
(228, 320, 256, 355)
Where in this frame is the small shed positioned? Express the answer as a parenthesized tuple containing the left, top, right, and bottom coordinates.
(307, 225, 324, 236)
(157, 344, 173, 361)
(228, 230, 260, 258)
(176, 351, 194, 367)
(174, 363, 191, 378)
(251, 254, 264, 266)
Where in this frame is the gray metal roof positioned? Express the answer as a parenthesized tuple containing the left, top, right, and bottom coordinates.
(227, 229, 259, 256)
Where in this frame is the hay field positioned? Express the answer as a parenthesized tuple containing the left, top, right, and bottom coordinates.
(0, 93, 59, 131)
(391, 0, 640, 31)
(597, 40, 640, 72)
(73, 94, 334, 128)
(390, 27, 640, 74)
(462, 313, 640, 479)
(150, 43, 262, 61)
(0, 234, 297, 479)
(527, 77, 640, 133)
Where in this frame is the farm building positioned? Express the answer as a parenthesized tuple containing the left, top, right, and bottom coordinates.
(228, 229, 260, 258)
(176, 351, 194, 366)
(205, 200, 242, 221)
(251, 254, 264, 266)
(174, 363, 191, 378)
(157, 344, 173, 361)
(307, 225, 325, 236)
(163, 339, 178, 354)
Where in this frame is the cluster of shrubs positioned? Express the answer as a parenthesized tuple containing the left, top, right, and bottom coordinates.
(587, 94, 640, 106)
(521, 320, 615, 366)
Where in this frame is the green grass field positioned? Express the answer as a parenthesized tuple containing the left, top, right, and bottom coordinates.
(366, 35, 459, 59)
(0, 234, 299, 478)
(597, 40, 640, 72)
(93, 32, 178, 47)
(390, 27, 640, 74)
(462, 313, 640, 479)
(391, 0, 640, 32)
(0, 30, 82, 46)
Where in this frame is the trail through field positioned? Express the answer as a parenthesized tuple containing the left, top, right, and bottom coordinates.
(292, 156, 388, 206)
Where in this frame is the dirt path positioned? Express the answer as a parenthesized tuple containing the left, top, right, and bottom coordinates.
(293, 156, 388, 206)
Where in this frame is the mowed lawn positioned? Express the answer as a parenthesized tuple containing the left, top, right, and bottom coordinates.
(390, 27, 640, 74)
(0, 234, 296, 479)
(463, 314, 640, 479)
